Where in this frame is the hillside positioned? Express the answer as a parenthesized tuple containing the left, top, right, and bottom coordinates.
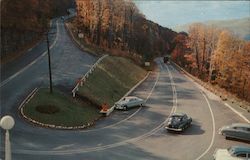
(74, 0, 177, 62)
(78, 56, 147, 108)
(174, 17, 250, 40)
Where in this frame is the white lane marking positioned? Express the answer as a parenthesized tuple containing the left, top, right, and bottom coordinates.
(169, 65, 216, 160)
(224, 103, 250, 123)
(145, 72, 160, 102)
(165, 64, 177, 112)
(0, 20, 59, 88)
(80, 72, 160, 133)
(13, 60, 177, 155)
(195, 91, 216, 160)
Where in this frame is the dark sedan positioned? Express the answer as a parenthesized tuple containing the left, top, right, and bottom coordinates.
(165, 113, 192, 132)
(219, 123, 250, 142)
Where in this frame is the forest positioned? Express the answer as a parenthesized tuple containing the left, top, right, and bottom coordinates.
(1, 0, 75, 62)
(74, 0, 177, 62)
(171, 23, 250, 102)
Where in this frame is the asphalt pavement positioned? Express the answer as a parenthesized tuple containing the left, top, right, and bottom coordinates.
(0, 18, 249, 160)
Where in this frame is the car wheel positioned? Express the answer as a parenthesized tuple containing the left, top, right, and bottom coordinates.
(124, 106, 128, 111)
(140, 104, 143, 107)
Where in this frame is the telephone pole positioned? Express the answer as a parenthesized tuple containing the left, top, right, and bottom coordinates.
(46, 31, 53, 93)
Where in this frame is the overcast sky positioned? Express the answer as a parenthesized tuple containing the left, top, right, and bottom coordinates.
(133, 1, 250, 29)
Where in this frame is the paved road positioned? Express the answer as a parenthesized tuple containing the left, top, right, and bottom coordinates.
(1, 19, 249, 160)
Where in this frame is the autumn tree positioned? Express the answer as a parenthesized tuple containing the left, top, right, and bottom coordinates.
(213, 31, 250, 100)
(75, 0, 177, 62)
(187, 23, 221, 80)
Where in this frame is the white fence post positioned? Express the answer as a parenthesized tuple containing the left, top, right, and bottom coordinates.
(72, 90, 76, 97)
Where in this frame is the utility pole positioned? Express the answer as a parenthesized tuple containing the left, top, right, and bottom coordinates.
(46, 32, 53, 93)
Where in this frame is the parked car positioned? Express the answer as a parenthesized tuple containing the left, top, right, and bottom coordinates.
(165, 113, 192, 132)
(213, 146, 250, 160)
(219, 123, 250, 142)
(115, 96, 145, 110)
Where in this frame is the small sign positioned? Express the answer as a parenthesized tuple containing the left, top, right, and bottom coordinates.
(145, 62, 150, 67)
(78, 33, 84, 38)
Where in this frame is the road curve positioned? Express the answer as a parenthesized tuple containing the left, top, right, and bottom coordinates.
(1, 20, 249, 160)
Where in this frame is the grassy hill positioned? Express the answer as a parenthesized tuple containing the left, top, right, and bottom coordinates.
(78, 56, 147, 108)
(174, 17, 250, 40)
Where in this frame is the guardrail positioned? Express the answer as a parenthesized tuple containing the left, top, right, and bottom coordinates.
(72, 54, 108, 97)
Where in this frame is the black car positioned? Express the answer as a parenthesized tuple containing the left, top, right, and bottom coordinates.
(163, 56, 169, 63)
(165, 113, 192, 132)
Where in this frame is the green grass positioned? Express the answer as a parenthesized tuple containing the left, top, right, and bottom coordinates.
(78, 56, 147, 108)
(23, 88, 101, 127)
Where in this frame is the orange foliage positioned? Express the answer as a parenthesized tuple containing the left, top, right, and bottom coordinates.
(75, 0, 177, 62)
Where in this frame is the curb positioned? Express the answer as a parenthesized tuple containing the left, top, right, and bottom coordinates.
(100, 71, 151, 116)
(19, 88, 99, 130)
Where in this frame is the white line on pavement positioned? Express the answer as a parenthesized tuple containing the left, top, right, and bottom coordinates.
(170, 64, 217, 160)
(195, 91, 216, 160)
(165, 64, 177, 113)
(224, 103, 250, 123)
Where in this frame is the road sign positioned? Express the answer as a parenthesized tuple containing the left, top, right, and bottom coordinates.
(145, 62, 150, 67)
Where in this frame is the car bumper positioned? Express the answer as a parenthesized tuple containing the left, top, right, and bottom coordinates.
(115, 105, 124, 110)
(165, 127, 183, 131)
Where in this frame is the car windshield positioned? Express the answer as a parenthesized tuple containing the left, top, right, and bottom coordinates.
(170, 116, 182, 122)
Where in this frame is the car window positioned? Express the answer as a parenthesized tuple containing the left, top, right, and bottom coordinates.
(183, 115, 187, 120)
(234, 127, 244, 131)
(236, 153, 246, 157)
(171, 116, 181, 122)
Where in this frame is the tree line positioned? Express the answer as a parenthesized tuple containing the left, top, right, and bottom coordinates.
(74, 0, 177, 62)
(171, 23, 250, 102)
(1, 0, 75, 61)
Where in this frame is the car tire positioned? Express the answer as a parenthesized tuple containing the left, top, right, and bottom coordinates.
(140, 104, 143, 107)
(124, 106, 128, 111)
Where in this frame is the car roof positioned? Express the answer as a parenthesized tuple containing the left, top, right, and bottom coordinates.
(231, 123, 250, 128)
(171, 113, 186, 117)
(124, 96, 139, 99)
(230, 146, 250, 153)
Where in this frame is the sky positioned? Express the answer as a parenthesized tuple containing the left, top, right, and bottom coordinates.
(133, 1, 250, 29)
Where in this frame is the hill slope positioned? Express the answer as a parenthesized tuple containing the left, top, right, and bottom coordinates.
(78, 56, 147, 107)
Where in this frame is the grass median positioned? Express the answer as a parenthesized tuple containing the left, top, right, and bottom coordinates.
(22, 88, 101, 127)
(22, 56, 147, 128)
